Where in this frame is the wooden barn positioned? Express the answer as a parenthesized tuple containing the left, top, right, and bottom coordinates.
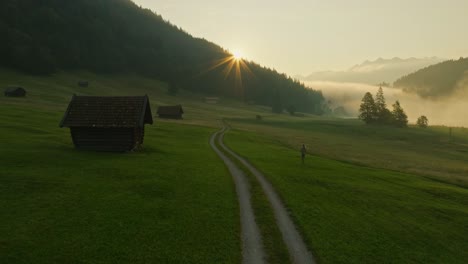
(204, 97, 219, 104)
(4, 86, 26, 97)
(60, 95, 153, 152)
(77, 81, 89, 87)
(157, 105, 184, 119)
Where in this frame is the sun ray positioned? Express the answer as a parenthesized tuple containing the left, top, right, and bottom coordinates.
(223, 59, 236, 79)
(197, 51, 255, 100)
(196, 56, 233, 77)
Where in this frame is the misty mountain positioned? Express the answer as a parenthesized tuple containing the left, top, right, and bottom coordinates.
(0, 0, 326, 114)
(298, 57, 444, 85)
(394, 57, 468, 98)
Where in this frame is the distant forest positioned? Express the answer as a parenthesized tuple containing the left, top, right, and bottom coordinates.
(0, 0, 326, 114)
(394, 57, 468, 98)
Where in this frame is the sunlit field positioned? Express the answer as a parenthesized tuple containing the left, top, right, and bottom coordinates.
(227, 118, 468, 187)
(224, 129, 468, 263)
(1, 69, 467, 263)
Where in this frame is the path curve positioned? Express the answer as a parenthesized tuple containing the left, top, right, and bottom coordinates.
(218, 127, 316, 264)
(210, 128, 266, 264)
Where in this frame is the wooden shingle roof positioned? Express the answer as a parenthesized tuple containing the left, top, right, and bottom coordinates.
(5, 87, 26, 93)
(60, 95, 153, 128)
(157, 105, 184, 115)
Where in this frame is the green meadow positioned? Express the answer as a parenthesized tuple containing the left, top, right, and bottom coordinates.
(227, 118, 468, 187)
(1, 69, 468, 263)
(224, 129, 468, 263)
(0, 70, 245, 263)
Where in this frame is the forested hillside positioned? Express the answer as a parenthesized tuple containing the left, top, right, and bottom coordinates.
(394, 57, 468, 98)
(0, 0, 326, 114)
(299, 57, 443, 85)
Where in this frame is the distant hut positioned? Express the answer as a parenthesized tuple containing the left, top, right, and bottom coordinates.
(204, 97, 219, 104)
(4, 86, 26, 97)
(157, 105, 184, 119)
(77, 81, 89, 87)
(60, 95, 153, 152)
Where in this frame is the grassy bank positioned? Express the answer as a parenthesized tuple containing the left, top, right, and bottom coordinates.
(224, 129, 468, 263)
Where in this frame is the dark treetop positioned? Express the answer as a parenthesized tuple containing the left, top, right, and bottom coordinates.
(0, 0, 326, 114)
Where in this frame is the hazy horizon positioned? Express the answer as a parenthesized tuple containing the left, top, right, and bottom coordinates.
(132, 0, 468, 76)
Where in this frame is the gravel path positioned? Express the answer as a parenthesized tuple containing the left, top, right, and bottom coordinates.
(217, 127, 316, 264)
(210, 128, 266, 264)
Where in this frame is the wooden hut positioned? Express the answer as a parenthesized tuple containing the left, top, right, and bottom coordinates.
(204, 97, 219, 104)
(60, 95, 153, 152)
(4, 86, 26, 97)
(157, 105, 184, 119)
(77, 81, 89, 87)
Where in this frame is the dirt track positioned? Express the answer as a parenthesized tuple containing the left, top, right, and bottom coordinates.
(210, 127, 266, 264)
(211, 126, 316, 264)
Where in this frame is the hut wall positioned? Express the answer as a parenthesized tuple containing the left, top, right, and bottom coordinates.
(158, 114, 182, 119)
(70, 127, 136, 152)
(5, 89, 26, 97)
(134, 127, 145, 145)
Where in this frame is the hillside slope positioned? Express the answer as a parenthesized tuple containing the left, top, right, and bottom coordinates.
(0, 0, 325, 113)
(394, 57, 468, 98)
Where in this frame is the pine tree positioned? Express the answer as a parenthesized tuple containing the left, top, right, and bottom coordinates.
(167, 81, 179, 96)
(359, 92, 377, 124)
(392, 100, 408, 127)
(375, 87, 391, 124)
(272, 90, 283, 113)
(286, 105, 296, 116)
(417, 115, 429, 128)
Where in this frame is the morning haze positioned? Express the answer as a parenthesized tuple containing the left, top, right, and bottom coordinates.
(1, 1, 468, 263)
(133, 0, 468, 75)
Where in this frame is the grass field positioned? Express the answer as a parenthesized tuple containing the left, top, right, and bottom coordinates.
(0, 112, 241, 263)
(228, 118, 468, 187)
(224, 129, 468, 263)
(0, 70, 247, 263)
(1, 68, 468, 263)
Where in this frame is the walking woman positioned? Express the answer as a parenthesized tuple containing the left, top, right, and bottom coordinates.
(300, 144, 307, 164)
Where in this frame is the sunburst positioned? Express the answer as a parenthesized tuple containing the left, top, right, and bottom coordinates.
(199, 50, 254, 99)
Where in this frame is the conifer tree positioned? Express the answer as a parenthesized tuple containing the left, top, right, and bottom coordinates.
(391, 100, 408, 127)
(359, 92, 377, 124)
(272, 90, 283, 113)
(375, 87, 391, 124)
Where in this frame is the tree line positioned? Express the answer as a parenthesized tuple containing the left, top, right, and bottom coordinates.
(358, 87, 430, 128)
(358, 87, 408, 127)
(0, 0, 326, 114)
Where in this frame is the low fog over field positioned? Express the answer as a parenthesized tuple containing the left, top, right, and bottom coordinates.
(307, 79, 468, 127)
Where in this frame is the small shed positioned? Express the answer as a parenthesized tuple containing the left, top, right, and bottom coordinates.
(157, 105, 184, 119)
(204, 97, 219, 104)
(77, 81, 89, 87)
(60, 95, 153, 152)
(4, 87, 26, 97)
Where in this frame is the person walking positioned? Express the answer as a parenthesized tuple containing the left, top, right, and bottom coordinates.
(300, 144, 307, 164)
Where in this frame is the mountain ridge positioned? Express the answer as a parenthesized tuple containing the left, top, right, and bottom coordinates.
(297, 57, 444, 85)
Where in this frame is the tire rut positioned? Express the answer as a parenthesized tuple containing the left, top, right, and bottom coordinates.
(217, 127, 316, 264)
(210, 127, 266, 264)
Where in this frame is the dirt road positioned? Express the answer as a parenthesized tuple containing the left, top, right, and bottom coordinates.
(211, 126, 316, 264)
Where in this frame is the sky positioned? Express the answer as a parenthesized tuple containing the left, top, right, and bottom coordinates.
(132, 0, 468, 76)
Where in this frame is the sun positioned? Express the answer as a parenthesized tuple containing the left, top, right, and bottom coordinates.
(232, 50, 242, 60)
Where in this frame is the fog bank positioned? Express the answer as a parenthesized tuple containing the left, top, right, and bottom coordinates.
(306, 81, 468, 127)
